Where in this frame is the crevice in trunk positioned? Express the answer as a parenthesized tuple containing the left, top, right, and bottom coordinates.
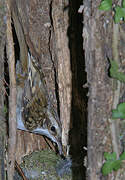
(11, 19, 20, 63)
(4, 45, 9, 136)
(68, 0, 87, 179)
(4, 19, 20, 136)
(49, 0, 60, 118)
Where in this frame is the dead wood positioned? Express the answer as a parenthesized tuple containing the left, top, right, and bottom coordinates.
(52, 0, 72, 148)
(6, 0, 17, 179)
(0, 0, 6, 179)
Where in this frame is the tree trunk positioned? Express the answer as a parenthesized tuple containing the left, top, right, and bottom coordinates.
(9, 0, 60, 162)
(83, 0, 125, 179)
(6, 0, 72, 163)
(83, 0, 113, 179)
(3, 0, 125, 179)
(2, 0, 87, 179)
(0, 0, 7, 179)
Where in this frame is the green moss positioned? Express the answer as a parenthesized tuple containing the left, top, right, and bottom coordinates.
(15, 150, 72, 180)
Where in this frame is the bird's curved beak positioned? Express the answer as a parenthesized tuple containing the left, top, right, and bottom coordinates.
(55, 137, 63, 155)
(32, 127, 63, 155)
(17, 116, 63, 155)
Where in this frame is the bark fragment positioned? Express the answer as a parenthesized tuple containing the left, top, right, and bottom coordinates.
(6, 0, 17, 179)
(52, 0, 72, 147)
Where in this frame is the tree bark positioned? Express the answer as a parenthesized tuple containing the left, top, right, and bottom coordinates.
(83, 0, 114, 179)
(52, 0, 72, 148)
(6, 0, 17, 179)
(4, 1, 87, 179)
(0, 0, 7, 179)
(8, 0, 66, 162)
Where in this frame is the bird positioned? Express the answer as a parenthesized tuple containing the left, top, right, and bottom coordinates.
(16, 51, 62, 155)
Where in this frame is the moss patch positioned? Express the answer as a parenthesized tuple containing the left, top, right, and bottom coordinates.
(14, 150, 72, 180)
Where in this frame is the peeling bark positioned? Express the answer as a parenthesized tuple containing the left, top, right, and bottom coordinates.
(52, 0, 72, 147)
(6, 0, 17, 179)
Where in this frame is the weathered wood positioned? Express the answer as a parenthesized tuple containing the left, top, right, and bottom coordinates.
(6, 0, 17, 179)
(52, 0, 72, 147)
(0, 0, 6, 179)
(83, 0, 114, 179)
(9, 0, 62, 162)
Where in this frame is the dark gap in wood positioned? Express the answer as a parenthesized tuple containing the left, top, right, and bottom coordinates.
(4, 45, 9, 136)
(107, 57, 112, 78)
(11, 19, 20, 64)
(53, 67, 60, 118)
(49, 1, 60, 118)
(4, 19, 20, 137)
(4, 18, 23, 179)
(67, 0, 88, 179)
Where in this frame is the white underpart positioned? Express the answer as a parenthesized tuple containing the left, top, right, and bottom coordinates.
(28, 52, 32, 87)
(17, 110, 56, 141)
(17, 108, 62, 154)
(16, 52, 62, 154)
(17, 117, 62, 154)
(17, 109, 27, 131)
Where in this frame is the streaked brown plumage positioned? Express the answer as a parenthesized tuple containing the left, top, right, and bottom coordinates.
(16, 52, 62, 154)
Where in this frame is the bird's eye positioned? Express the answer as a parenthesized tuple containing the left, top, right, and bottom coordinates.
(50, 126, 56, 132)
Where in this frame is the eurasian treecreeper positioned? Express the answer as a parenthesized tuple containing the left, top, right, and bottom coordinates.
(16, 52, 62, 155)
